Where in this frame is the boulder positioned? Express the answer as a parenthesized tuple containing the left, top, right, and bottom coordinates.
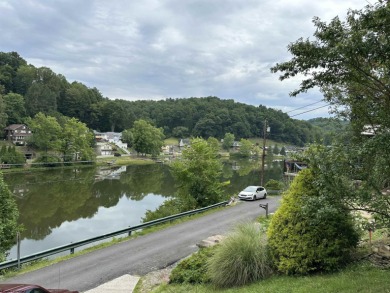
(196, 235, 225, 248)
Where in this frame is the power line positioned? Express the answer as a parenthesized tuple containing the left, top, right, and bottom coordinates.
(286, 100, 324, 113)
(289, 105, 329, 118)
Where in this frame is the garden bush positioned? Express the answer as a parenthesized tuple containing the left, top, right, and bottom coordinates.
(33, 154, 61, 167)
(169, 246, 214, 284)
(265, 179, 284, 190)
(207, 222, 273, 288)
(267, 168, 359, 275)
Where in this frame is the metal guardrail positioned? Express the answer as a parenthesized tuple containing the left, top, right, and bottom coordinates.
(0, 201, 229, 270)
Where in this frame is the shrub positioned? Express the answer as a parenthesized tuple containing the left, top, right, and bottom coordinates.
(0, 173, 20, 262)
(33, 154, 61, 167)
(265, 179, 284, 190)
(169, 246, 214, 284)
(0, 146, 26, 167)
(207, 222, 273, 288)
(267, 169, 359, 275)
(142, 199, 184, 223)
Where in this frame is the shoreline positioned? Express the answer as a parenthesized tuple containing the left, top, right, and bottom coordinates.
(0, 155, 158, 174)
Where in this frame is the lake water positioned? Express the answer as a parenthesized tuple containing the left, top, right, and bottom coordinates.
(3, 159, 283, 260)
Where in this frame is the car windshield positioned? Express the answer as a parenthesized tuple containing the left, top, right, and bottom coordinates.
(243, 186, 258, 192)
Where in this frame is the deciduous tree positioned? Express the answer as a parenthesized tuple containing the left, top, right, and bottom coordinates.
(26, 112, 62, 153)
(132, 119, 164, 156)
(171, 138, 224, 207)
(0, 92, 7, 133)
(121, 129, 134, 147)
(271, 2, 390, 132)
(222, 133, 235, 151)
(3, 92, 26, 124)
(238, 139, 252, 158)
(272, 2, 390, 224)
(60, 117, 95, 162)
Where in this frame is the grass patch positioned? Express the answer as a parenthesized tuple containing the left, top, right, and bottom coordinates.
(153, 262, 390, 293)
(164, 137, 179, 145)
(247, 138, 285, 148)
(150, 216, 389, 292)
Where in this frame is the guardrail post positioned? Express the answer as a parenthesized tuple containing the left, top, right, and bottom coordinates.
(70, 247, 74, 254)
(259, 203, 269, 218)
(128, 227, 132, 237)
(17, 232, 21, 270)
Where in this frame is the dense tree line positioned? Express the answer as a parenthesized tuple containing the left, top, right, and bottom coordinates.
(0, 52, 325, 146)
(26, 113, 95, 164)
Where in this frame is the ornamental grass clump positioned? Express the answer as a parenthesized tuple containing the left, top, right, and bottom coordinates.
(207, 222, 273, 288)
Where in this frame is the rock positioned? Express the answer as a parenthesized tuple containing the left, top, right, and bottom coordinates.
(196, 235, 225, 248)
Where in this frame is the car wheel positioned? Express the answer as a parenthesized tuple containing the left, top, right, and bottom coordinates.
(253, 194, 257, 200)
(263, 193, 267, 199)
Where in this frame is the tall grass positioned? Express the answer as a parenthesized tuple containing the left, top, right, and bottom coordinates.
(207, 222, 273, 288)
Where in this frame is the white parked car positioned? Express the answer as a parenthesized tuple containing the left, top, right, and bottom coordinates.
(238, 186, 267, 200)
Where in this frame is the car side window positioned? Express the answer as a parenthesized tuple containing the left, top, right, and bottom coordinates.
(26, 289, 47, 293)
(258, 187, 264, 191)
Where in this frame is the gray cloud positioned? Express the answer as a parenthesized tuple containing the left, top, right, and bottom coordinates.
(0, 0, 367, 119)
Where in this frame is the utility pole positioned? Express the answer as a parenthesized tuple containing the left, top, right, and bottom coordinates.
(261, 119, 268, 186)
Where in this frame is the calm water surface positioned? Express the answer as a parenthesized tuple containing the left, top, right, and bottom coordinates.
(3, 159, 283, 260)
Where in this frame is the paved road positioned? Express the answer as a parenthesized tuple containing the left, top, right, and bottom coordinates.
(1, 196, 281, 292)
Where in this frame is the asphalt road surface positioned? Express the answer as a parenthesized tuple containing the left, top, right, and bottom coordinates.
(1, 196, 281, 292)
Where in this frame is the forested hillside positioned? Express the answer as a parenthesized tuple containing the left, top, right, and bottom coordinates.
(0, 51, 324, 146)
(307, 118, 349, 145)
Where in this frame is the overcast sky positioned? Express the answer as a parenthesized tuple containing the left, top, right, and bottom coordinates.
(0, 0, 369, 119)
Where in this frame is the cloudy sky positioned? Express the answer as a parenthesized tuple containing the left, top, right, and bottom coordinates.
(0, 0, 369, 119)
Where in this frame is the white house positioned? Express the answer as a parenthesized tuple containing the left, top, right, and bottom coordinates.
(96, 142, 113, 156)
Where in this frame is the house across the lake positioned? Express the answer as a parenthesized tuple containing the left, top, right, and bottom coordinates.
(4, 124, 32, 146)
(93, 130, 129, 156)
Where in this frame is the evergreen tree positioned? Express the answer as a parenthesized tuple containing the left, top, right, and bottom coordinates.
(273, 145, 280, 155)
(268, 168, 359, 275)
(280, 146, 286, 156)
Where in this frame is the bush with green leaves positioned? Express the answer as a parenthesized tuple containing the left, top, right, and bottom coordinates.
(207, 222, 273, 288)
(169, 246, 214, 284)
(0, 145, 25, 167)
(0, 173, 20, 262)
(267, 168, 359, 275)
(33, 154, 61, 167)
(265, 179, 284, 191)
(142, 198, 186, 223)
(171, 138, 224, 208)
